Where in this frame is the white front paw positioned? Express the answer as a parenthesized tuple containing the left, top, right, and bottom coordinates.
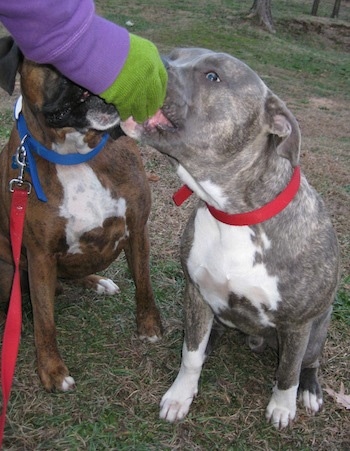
(96, 278, 120, 294)
(159, 372, 198, 422)
(266, 403, 295, 429)
(160, 332, 210, 422)
(266, 385, 298, 429)
(160, 392, 194, 422)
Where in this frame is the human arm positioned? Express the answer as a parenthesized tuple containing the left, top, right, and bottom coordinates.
(0, 0, 167, 121)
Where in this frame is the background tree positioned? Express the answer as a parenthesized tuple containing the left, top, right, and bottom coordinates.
(311, 0, 321, 15)
(247, 0, 275, 33)
(331, 0, 342, 18)
(312, 0, 343, 17)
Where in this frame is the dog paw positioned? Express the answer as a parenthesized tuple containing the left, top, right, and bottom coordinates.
(61, 376, 76, 392)
(95, 278, 120, 295)
(137, 309, 163, 341)
(159, 370, 199, 422)
(77, 274, 120, 294)
(300, 389, 323, 414)
(160, 392, 194, 422)
(139, 334, 160, 343)
(138, 320, 163, 342)
(266, 405, 294, 429)
(266, 385, 298, 429)
(40, 365, 76, 392)
(247, 335, 266, 353)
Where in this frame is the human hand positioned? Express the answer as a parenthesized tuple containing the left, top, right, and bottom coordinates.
(100, 34, 167, 123)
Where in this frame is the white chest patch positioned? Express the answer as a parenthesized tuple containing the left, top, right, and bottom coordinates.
(56, 164, 127, 254)
(187, 207, 280, 327)
(52, 131, 92, 155)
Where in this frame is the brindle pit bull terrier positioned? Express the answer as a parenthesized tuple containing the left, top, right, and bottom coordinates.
(122, 48, 340, 429)
(0, 36, 162, 392)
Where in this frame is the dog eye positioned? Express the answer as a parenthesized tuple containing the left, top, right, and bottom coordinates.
(206, 72, 220, 82)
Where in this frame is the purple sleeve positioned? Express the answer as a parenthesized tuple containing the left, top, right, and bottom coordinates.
(0, 0, 130, 94)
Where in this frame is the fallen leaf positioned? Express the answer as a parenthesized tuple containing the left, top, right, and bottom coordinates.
(325, 382, 350, 410)
(147, 172, 160, 182)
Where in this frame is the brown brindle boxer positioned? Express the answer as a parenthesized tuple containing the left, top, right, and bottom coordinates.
(0, 36, 162, 392)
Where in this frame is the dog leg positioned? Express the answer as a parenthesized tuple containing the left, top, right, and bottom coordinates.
(0, 258, 30, 322)
(0, 259, 14, 325)
(299, 367, 322, 413)
(27, 251, 75, 391)
(299, 307, 331, 414)
(160, 283, 214, 422)
(124, 225, 162, 341)
(0, 259, 15, 307)
(266, 323, 312, 429)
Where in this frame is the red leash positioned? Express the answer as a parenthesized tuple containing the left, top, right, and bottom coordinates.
(0, 188, 28, 446)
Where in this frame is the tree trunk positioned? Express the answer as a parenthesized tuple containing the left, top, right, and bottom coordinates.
(311, 0, 321, 16)
(331, 0, 341, 17)
(248, 0, 276, 33)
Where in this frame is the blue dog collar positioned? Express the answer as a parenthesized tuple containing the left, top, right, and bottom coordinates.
(14, 96, 109, 202)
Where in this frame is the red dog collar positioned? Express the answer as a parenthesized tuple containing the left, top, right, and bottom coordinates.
(172, 166, 301, 226)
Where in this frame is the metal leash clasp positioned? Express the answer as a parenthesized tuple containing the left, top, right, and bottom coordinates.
(9, 135, 32, 194)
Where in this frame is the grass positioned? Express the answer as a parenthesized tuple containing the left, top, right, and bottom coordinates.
(334, 276, 350, 325)
(0, 110, 13, 142)
(0, 0, 349, 449)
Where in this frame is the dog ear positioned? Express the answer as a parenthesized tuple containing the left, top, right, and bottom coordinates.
(265, 93, 301, 167)
(0, 36, 23, 95)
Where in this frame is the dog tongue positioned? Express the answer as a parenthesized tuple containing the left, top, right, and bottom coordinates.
(121, 110, 172, 137)
(145, 109, 172, 129)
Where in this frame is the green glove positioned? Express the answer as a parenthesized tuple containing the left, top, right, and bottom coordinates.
(100, 34, 167, 123)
